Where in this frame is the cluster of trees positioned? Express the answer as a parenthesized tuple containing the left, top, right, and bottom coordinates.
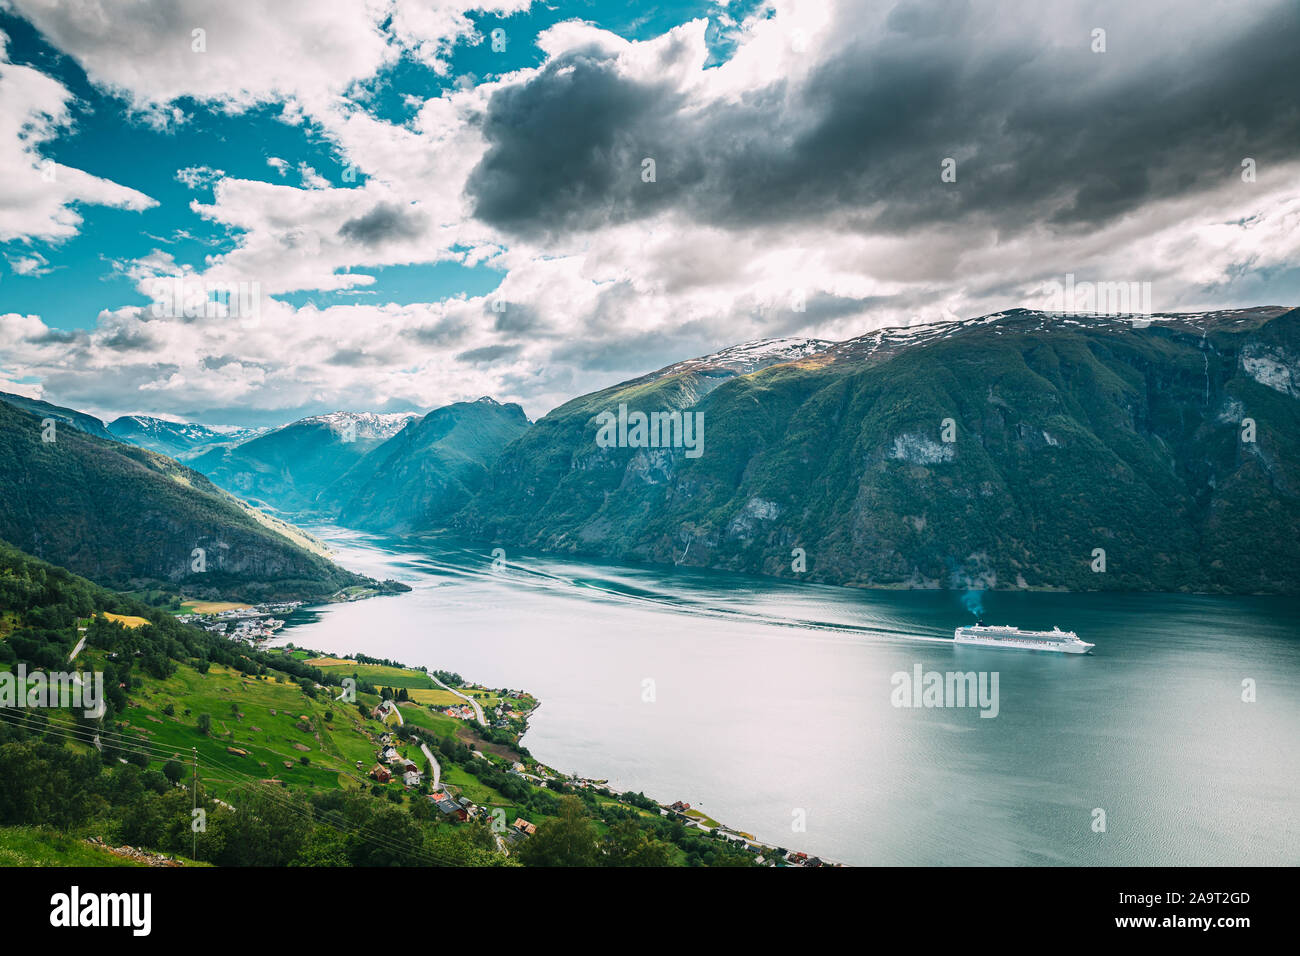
(0, 723, 503, 867)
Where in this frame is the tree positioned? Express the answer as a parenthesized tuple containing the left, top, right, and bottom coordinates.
(196, 713, 212, 736)
(601, 820, 674, 867)
(162, 759, 185, 785)
(514, 796, 598, 867)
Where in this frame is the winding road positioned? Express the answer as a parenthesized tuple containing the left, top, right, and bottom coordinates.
(420, 742, 441, 792)
(427, 671, 485, 726)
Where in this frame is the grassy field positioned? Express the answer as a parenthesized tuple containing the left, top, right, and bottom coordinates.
(684, 808, 724, 830)
(180, 601, 249, 614)
(0, 826, 208, 867)
(306, 659, 437, 691)
(113, 663, 374, 795)
(407, 688, 468, 706)
(100, 612, 152, 628)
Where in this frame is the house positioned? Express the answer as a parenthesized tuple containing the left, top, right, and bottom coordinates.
(512, 818, 537, 836)
(433, 796, 467, 821)
(379, 746, 399, 764)
(371, 700, 394, 720)
(669, 801, 691, 813)
(402, 769, 422, 787)
(378, 733, 393, 745)
(369, 764, 391, 783)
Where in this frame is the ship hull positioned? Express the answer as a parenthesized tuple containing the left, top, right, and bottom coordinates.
(954, 634, 1093, 653)
(953, 628, 1094, 653)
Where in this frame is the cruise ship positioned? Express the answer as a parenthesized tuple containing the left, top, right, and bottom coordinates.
(953, 621, 1094, 654)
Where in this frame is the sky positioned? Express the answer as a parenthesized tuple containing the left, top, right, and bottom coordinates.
(0, 0, 1297, 426)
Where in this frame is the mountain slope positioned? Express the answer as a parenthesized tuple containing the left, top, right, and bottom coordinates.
(320, 398, 530, 533)
(0, 398, 372, 600)
(0, 390, 117, 442)
(454, 307, 1300, 594)
(186, 411, 416, 513)
(108, 415, 262, 459)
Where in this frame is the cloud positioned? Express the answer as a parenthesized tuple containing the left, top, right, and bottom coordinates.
(176, 165, 224, 189)
(0, 30, 155, 243)
(4, 0, 1299, 427)
(339, 201, 428, 247)
(467, 0, 1300, 239)
(8, 0, 534, 113)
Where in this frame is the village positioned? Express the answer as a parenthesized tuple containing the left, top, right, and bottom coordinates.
(175, 600, 303, 645)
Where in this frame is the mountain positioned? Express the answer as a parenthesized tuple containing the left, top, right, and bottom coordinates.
(453, 307, 1300, 594)
(0, 397, 374, 601)
(107, 415, 264, 459)
(319, 398, 530, 533)
(0, 390, 117, 442)
(186, 411, 417, 513)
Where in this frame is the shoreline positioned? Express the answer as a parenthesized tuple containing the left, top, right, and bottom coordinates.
(262, 618, 841, 866)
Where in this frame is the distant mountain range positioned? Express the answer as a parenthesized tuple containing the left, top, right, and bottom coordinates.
(10, 306, 1299, 595)
(184, 411, 418, 513)
(107, 415, 266, 459)
(0, 398, 375, 601)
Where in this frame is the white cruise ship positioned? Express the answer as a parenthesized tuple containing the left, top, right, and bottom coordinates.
(953, 621, 1094, 654)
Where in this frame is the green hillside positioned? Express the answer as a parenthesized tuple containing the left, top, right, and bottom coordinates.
(0, 399, 371, 602)
(0, 390, 118, 442)
(454, 308, 1300, 594)
(321, 398, 530, 533)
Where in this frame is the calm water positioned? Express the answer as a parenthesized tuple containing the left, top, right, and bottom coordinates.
(272, 526, 1300, 866)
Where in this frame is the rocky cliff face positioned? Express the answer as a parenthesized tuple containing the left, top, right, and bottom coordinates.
(454, 307, 1300, 594)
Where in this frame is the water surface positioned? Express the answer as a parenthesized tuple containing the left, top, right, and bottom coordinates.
(272, 527, 1300, 866)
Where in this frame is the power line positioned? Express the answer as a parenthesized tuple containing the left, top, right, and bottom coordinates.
(0, 708, 457, 866)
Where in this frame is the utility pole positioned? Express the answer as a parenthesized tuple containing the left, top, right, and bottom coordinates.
(192, 746, 199, 860)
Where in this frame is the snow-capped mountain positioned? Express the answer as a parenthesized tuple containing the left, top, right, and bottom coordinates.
(108, 414, 267, 458)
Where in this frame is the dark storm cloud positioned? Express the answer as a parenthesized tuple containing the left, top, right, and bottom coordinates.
(403, 315, 468, 346)
(326, 349, 385, 367)
(466, 0, 1300, 239)
(99, 326, 157, 351)
(466, 53, 688, 237)
(28, 327, 78, 345)
(338, 202, 427, 246)
(456, 344, 522, 364)
(485, 300, 543, 334)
